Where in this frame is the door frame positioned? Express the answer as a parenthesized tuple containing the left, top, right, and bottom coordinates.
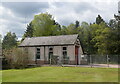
(75, 46, 79, 65)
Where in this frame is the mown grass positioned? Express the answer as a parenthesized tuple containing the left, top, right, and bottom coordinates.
(2, 67, 118, 82)
(0, 71, 2, 83)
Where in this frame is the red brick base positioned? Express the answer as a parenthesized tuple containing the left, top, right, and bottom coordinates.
(69, 61, 76, 65)
(28, 60, 45, 65)
(36, 60, 44, 65)
(28, 60, 78, 65)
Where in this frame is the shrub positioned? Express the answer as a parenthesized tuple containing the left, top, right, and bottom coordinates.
(3, 48, 29, 69)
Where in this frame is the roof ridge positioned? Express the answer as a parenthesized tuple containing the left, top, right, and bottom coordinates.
(30, 34, 78, 38)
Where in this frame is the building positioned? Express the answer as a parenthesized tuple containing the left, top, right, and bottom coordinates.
(19, 34, 83, 65)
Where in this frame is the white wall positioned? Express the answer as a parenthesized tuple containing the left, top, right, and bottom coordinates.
(67, 45, 75, 61)
(53, 46, 62, 60)
(28, 47, 36, 61)
(25, 44, 84, 63)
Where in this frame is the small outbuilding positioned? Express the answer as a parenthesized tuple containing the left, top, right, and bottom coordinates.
(19, 34, 83, 65)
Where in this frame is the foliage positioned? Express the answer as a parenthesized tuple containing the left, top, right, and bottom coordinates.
(32, 13, 61, 37)
(3, 48, 28, 69)
(24, 22, 33, 37)
(21, 22, 34, 42)
(2, 32, 17, 50)
(96, 15, 105, 24)
(75, 20, 80, 28)
(2, 12, 117, 55)
(113, 14, 120, 54)
(12, 48, 28, 68)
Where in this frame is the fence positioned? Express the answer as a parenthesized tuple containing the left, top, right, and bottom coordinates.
(49, 55, 119, 68)
(49, 55, 70, 65)
(85, 55, 119, 68)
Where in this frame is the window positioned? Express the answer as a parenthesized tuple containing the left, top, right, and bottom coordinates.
(63, 47, 67, 50)
(62, 47, 67, 59)
(36, 48, 40, 59)
(49, 47, 53, 51)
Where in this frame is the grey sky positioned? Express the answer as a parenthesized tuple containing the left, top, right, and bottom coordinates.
(0, 0, 119, 40)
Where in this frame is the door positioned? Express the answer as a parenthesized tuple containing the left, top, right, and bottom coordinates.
(48, 52, 53, 64)
(75, 46, 79, 65)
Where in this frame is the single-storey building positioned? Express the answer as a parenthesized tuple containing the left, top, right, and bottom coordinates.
(19, 34, 83, 65)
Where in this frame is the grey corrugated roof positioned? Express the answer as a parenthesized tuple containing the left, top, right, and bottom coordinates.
(19, 34, 78, 47)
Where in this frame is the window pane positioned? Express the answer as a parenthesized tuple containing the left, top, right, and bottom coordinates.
(63, 51, 67, 59)
(63, 47, 67, 50)
(36, 54, 40, 59)
(37, 48, 40, 51)
(36, 48, 40, 59)
(49, 48, 53, 51)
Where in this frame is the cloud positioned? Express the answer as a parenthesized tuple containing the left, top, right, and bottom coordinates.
(0, 2, 49, 39)
(2, 2, 49, 18)
(0, 0, 119, 40)
(46, 1, 118, 25)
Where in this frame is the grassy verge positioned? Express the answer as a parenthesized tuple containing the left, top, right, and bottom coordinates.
(2, 67, 118, 82)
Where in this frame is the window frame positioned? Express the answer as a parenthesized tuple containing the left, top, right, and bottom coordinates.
(62, 46, 67, 59)
(36, 48, 40, 60)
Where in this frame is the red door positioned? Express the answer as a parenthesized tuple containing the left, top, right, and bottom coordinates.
(75, 46, 79, 65)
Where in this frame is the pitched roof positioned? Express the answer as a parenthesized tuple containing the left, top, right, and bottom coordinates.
(19, 34, 78, 47)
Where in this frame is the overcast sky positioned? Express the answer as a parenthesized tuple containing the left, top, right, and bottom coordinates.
(0, 0, 119, 40)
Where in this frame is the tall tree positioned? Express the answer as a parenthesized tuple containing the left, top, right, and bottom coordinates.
(21, 22, 33, 42)
(113, 14, 120, 54)
(75, 20, 79, 28)
(78, 22, 93, 54)
(24, 22, 33, 38)
(108, 19, 117, 29)
(61, 26, 68, 35)
(2, 32, 17, 50)
(32, 13, 61, 37)
(96, 15, 105, 24)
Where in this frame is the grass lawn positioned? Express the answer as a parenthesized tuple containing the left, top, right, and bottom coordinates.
(2, 67, 118, 82)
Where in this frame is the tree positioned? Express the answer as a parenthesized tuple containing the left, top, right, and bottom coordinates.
(108, 19, 117, 29)
(32, 13, 61, 37)
(94, 27, 111, 54)
(96, 15, 105, 24)
(2, 32, 17, 50)
(21, 22, 33, 42)
(61, 26, 68, 35)
(75, 20, 79, 28)
(113, 14, 120, 54)
(66, 23, 76, 34)
(24, 22, 33, 38)
(78, 22, 93, 54)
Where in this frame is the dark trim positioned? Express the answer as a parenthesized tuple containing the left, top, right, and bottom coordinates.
(73, 34, 79, 45)
(18, 44, 74, 47)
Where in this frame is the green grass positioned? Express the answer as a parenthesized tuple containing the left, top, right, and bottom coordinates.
(2, 67, 118, 82)
(0, 71, 2, 83)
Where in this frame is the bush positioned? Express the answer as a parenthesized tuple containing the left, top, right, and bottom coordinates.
(3, 48, 29, 69)
(2, 58, 11, 69)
